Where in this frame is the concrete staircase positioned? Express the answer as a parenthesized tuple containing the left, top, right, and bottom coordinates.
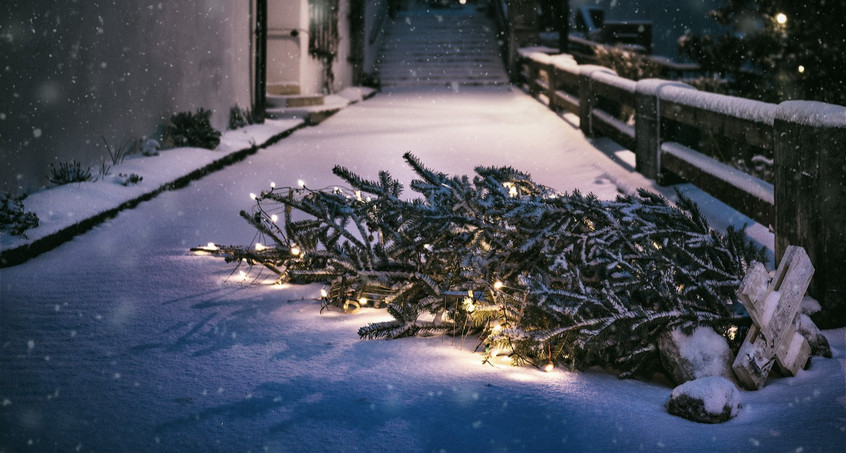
(376, 4, 509, 88)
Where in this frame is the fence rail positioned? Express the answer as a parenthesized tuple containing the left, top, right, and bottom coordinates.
(518, 49, 846, 327)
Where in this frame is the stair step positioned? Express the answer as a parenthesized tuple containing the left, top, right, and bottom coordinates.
(266, 94, 325, 109)
(267, 83, 301, 96)
(375, 6, 509, 88)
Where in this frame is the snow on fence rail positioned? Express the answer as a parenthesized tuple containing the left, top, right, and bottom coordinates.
(518, 50, 846, 328)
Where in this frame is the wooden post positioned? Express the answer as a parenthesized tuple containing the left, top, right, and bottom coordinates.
(774, 101, 846, 328)
(632, 79, 693, 181)
(546, 63, 558, 110)
(505, 2, 540, 82)
(578, 66, 615, 137)
(732, 246, 814, 390)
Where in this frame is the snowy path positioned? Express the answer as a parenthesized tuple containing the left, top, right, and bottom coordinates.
(1, 87, 844, 452)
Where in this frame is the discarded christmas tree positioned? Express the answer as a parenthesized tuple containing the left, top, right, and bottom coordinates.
(198, 153, 765, 378)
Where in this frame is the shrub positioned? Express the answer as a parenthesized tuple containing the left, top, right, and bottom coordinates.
(116, 173, 143, 186)
(48, 160, 93, 185)
(102, 136, 140, 165)
(593, 45, 661, 81)
(163, 108, 221, 150)
(229, 105, 258, 130)
(0, 192, 39, 237)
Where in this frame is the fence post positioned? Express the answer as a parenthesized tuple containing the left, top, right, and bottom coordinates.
(505, 2, 539, 81)
(774, 101, 846, 328)
(633, 79, 692, 180)
(578, 66, 615, 138)
(546, 63, 558, 111)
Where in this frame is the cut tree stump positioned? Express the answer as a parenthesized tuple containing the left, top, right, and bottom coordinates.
(732, 246, 814, 390)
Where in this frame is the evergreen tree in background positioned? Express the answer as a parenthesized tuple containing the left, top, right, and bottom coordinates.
(201, 154, 765, 378)
(679, 0, 846, 106)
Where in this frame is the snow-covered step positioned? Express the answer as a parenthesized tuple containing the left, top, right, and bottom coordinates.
(376, 5, 509, 88)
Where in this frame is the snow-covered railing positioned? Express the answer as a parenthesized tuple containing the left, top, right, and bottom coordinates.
(518, 51, 846, 327)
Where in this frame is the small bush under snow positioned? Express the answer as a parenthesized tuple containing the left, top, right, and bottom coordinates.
(666, 376, 741, 424)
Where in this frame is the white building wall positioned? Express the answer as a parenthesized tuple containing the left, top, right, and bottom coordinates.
(1, 1, 253, 193)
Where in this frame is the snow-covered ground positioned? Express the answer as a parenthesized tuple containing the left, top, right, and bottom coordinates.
(1, 86, 844, 452)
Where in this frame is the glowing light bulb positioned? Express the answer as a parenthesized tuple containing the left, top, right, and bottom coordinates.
(255, 243, 266, 251)
(250, 192, 258, 200)
(493, 281, 504, 290)
(544, 361, 555, 372)
(358, 297, 368, 306)
(320, 288, 329, 298)
(503, 182, 518, 197)
(798, 65, 805, 73)
(728, 326, 738, 341)
(775, 13, 787, 25)
(297, 179, 306, 188)
(205, 242, 218, 251)
(270, 214, 279, 223)
(270, 181, 276, 188)
(290, 246, 301, 256)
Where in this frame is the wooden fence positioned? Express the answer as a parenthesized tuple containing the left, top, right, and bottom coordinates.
(518, 49, 846, 327)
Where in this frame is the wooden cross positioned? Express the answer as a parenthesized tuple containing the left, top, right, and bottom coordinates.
(732, 246, 815, 390)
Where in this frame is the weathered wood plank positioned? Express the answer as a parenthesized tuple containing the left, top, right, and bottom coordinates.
(661, 142, 774, 226)
(661, 100, 773, 150)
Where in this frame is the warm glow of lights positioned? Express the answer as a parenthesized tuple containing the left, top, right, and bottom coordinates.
(358, 297, 368, 306)
(250, 192, 258, 200)
(320, 288, 329, 298)
(507, 372, 537, 382)
(798, 65, 805, 73)
(270, 181, 276, 188)
(205, 242, 218, 251)
(463, 297, 476, 312)
(491, 323, 502, 333)
(493, 281, 504, 290)
(728, 326, 738, 341)
(270, 214, 279, 223)
(255, 243, 266, 251)
(775, 13, 787, 25)
(297, 179, 306, 188)
(290, 246, 301, 256)
(460, 0, 466, 4)
(544, 362, 555, 372)
(503, 182, 518, 197)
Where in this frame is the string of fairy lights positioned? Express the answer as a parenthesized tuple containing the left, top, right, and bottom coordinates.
(191, 178, 561, 372)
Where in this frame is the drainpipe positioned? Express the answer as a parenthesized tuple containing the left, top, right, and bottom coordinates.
(254, 0, 267, 123)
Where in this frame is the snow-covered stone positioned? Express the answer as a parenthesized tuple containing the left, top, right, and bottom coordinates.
(799, 313, 832, 358)
(658, 326, 734, 385)
(666, 376, 742, 424)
